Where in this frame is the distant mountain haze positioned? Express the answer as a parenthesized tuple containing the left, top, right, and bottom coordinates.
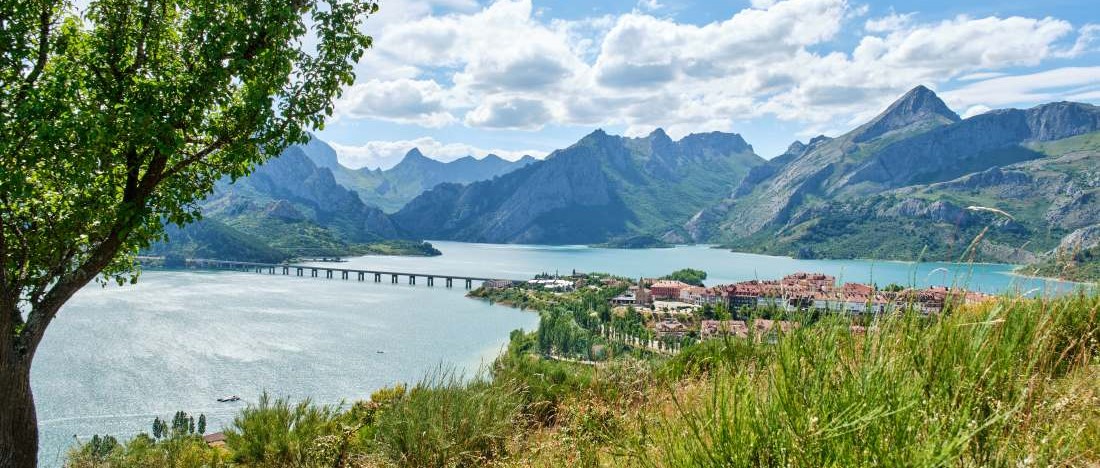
(154, 85, 1099, 277)
(297, 141, 538, 212)
(392, 128, 765, 244)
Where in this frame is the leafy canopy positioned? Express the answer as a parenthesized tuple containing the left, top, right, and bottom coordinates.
(0, 0, 378, 356)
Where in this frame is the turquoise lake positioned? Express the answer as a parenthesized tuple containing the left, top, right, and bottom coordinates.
(33, 241, 1087, 465)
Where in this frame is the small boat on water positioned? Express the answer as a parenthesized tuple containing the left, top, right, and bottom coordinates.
(217, 396, 241, 403)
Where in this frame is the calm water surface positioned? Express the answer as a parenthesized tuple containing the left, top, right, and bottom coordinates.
(34, 242, 1086, 464)
(314, 241, 1083, 294)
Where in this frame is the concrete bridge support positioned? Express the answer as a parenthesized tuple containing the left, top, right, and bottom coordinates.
(178, 258, 501, 291)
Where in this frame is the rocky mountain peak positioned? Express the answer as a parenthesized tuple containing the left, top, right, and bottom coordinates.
(579, 128, 613, 144)
(403, 147, 429, 161)
(391, 148, 439, 171)
(853, 85, 961, 143)
(677, 132, 755, 157)
(783, 140, 807, 157)
(648, 128, 671, 141)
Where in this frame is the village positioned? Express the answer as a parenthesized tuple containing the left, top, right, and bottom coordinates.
(501, 271, 998, 345)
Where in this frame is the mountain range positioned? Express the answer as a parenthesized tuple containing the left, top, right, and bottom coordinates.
(391, 85, 1099, 277)
(149, 144, 415, 261)
(690, 86, 1099, 268)
(148, 139, 537, 261)
(311, 144, 537, 212)
(151, 85, 1099, 280)
(392, 129, 763, 244)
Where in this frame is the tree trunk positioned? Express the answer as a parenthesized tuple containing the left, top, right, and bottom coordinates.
(0, 359, 38, 468)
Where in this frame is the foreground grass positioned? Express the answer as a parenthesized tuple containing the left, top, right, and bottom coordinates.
(627, 294, 1100, 467)
(68, 293, 1099, 467)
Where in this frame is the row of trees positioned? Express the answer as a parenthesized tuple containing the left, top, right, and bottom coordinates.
(151, 411, 206, 439)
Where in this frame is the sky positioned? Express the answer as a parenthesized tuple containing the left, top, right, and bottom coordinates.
(313, 0, 1100, 169)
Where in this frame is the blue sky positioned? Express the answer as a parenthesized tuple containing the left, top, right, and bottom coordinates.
(317, 0, 1100, 168)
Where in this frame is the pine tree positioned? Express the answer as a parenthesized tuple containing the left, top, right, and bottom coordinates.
(197, 414, 207, 435)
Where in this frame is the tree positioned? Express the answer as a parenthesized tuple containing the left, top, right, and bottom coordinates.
(0, 1, 379, 465)
(662, 268, 707, 286)
(197, 413, 206, 435)
(152, 417, 164, 439)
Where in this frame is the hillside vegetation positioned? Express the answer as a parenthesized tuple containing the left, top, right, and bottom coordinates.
(148, 144, 440, 261)
(696, 89, 1099, 275)
(68, 290, 1099, 467)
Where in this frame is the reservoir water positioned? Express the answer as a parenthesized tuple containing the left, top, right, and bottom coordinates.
(33, 242, 1085, 465)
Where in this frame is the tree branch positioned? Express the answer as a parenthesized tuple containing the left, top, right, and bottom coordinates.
(128, 0, 157, 75)
(14, 3, 54, 105)
(19, 146, 171, 357)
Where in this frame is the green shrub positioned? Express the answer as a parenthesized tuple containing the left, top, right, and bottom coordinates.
(226, 393, 361, 468)
(66, 432, 226, 468)
(372, 371, 522, 467)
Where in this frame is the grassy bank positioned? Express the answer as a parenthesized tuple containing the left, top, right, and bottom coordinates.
(1023, 246, 1100, 283)
(68, 291, 1099, 467)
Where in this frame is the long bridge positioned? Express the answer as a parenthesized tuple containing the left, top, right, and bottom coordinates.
(142, 257, 512, 289)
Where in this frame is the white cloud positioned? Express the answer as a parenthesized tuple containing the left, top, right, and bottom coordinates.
(961, 104, 992, 119)
(942, 66, 1100, 109)
(858, 16, 1073, 72)
(333, 0, 1097, 141)
(958, 72, 1007, 81)
(1057, 24, 1100, 57)
(335, 78, 456, 127)
(464, 97, 554, 130)
(382, 0, 586, 100)
(329, 138, 546, 170)
(636, 0, 663, 12)
(865, 12, 913, 33)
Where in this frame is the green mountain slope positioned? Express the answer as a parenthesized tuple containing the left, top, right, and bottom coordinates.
(145, 218, 290, 263)
(148, 143, 439, 261)
(699, 86, 1100, 268)
(393, 129, 764, 244)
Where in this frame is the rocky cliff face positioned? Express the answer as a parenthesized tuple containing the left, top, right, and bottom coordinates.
(224, 146, 399, 241)
(693, 86, 1100, 265)
(839, 102, 1100, 192)
(393, 128, 764, 244)
(1057, 224, 1100, 252)
(850, 85, 960, 143)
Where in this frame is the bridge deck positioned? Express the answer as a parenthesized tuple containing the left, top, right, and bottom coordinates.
(139, 257, 508, 283)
